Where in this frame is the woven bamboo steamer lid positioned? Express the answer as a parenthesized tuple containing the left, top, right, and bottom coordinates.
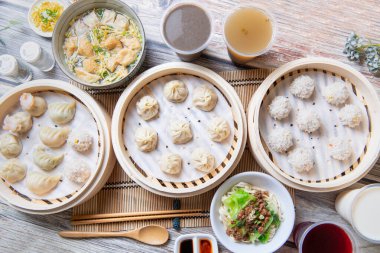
(247, 57, 380, 192)
(0, 80, 113, 213)
(112, 62, 247, 197)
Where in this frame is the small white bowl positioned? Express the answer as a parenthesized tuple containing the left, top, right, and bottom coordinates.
(28, 0, 68, 38)
(210, 172, 295, 253)
(174, 233, 218, 253)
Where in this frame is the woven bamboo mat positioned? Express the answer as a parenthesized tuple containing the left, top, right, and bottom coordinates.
(71, 68, 295, 232)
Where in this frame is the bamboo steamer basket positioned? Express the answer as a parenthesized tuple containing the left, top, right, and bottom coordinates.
(112, 62, 247, 197)
(247, 58, 380, 192)
(0, 80, 115, 213)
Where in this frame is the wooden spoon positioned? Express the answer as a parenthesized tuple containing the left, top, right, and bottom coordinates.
(59, 225, 169, 245)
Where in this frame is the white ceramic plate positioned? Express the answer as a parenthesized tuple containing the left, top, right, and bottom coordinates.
(210, 172, 295, 253)
(28, 0, 68, 37)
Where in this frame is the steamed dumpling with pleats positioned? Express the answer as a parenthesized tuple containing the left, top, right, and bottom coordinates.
(26, 171, 61, 196)
(164, 80, 188, 103)
(20, 93, 47, 117)
(160, 153, 182, 175)
(134, 127, 158, 152)
(169, 120, 193, 144)
(101, 9, 116, 25)
(191, 148, 215, 172)
(0, 158, 26, 183)
(193, 85, 218, 111)
(136, 95, 159, 121)
(207, 117, 230, 142)
(33, 146, 64, 171)
(48, 101, 76, 125)
(2, 111, 32, 134)
(75, 68, 101, 83)
(40, 126, 70, 148)
(0, 133, 22, 159)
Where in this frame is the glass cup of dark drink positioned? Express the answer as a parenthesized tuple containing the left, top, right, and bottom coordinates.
(160, 2, 213, 61)
(293, 221, 357, 253)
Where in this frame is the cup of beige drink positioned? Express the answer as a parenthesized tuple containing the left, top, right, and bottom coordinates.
(161, 2, 213, 61)
(223, 7, 276, 64)
(335, 184, 380, 243)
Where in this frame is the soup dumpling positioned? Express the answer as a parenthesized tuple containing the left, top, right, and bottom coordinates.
(136, 95, 159, 121)
(2, 111, 32, 134)
(40, 126, 70, 148)
(191, 148, 215, 172)
(207, 117, 230, 143)
(20, 93, 47, 117)
(160, 153, 182, 175)
(164, 80, 188, 103)
(134, 126, 158, 152)
(0, 133, 22, 159)
(0, 158, 26, 183)
(48, 100, 76, 125)
(169, 120, 193, 144)
(26, 171, 61, 196)
(193, 85, 218, 111)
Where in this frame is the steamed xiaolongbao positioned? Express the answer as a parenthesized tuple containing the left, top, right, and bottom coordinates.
(0, 158, 26, 183)
(192, 85, 218, 111)
(33, 146, 64, 171)
(207, 117, 230, 142)
(64, 159, 91, 184)
(26, 171, 61, 196)
(134, 127, 158, 152)
(48, 101, 76, 125)
(2, 111, 32, 134)
(136, 95, 159, 121)
(160, 153, 182, 175)
(39, 126, 70, 148)
(169, 120, 193, 144)
(20, 93, 47, 117)
(191, 148, 215, 172)
(164, 80, 188, 103)
(0, 133, 22, 158)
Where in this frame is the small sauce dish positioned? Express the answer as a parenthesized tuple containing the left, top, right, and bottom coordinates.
(174, 233, 218, 253)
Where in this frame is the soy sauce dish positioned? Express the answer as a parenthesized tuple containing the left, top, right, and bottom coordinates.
(174, 234, 218, 253)
(210, 172, 295, 253)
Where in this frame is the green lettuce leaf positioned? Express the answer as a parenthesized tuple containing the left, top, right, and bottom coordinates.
(222, 187, 255, 219)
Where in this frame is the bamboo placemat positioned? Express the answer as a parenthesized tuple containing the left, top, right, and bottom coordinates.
(71, 68, 295, 232)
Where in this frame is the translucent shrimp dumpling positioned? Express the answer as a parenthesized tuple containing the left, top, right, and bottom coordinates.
(48, 101, 76, 125)
(26, 171, 61, 196)
(33, 146, 64, 171)
(2, 111, 32, 134)
(0, 133, 22, 159)
(40, 126, 70, 148)
(20, 93, 47, 117)
(0, 158, 26, 183)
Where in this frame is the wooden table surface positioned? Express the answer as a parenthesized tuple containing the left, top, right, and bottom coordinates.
(0, 0, 379, 252)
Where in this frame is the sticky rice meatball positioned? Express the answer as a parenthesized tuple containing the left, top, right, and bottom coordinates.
(338, 104, 362, 128)
(322, 81, 350, 106)
(268, 96, 292, 120)
(328, 137, 353, 161)
(289, 75, 315, 99)
(288, 147, 314, 173)
(268, 128, 293, 153)
(296, 109, 321, 133)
